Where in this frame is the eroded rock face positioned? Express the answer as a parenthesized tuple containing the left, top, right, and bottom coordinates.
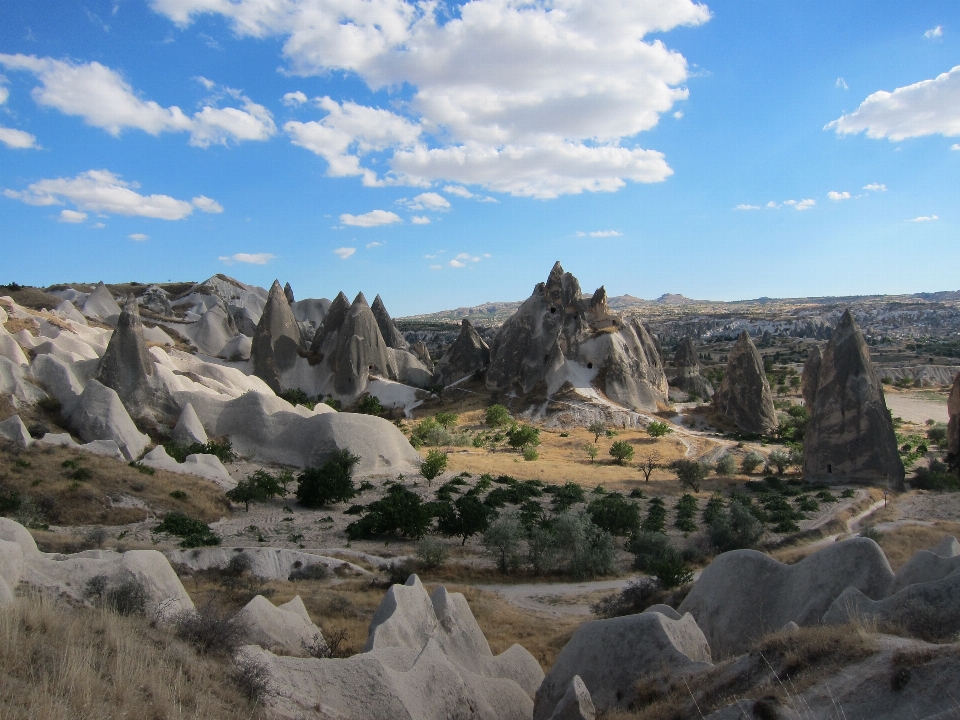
(96, 296, 155, 404)
(803, 310, 904, 487)
(670, 337, 714, 399)
(81, 281, 121, 321)
(433, 319, 490, 385)
(252, 280, 303, 393)
(712, 331, 777, 435)
(486, 262, 667, 411)
(372, 295, 410, 351)
(411, 340, 434, 371)
(283, 282, 295, 304)
(948, 371, 959, 457)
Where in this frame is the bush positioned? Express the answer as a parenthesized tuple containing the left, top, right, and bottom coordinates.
(650, 547, 694, 589)
(741, 451, 764, 474)
(926, 425, 948, 445)
(522, 446, 539, 461)
(507, 424, 540, 450)
(767, 449, 791, 475)
(911, 460, 959, 492)
(525, 524, 555, 575)
(163, 439, 236, 464)
(647, 421, 672, 438)
(227, 468, 290, 511)
(416, 536, 449, 569)
(591, 577, 664, 619)
(386, 559, 417, 585)
(672, 459, 708, 492)
(295, 450, 361, 508)
(708, 500, 764, 551)
(702, 493, 725, 524)
(155, 512, 220, 548)
(485, 404, 511, 427)
(641, 497, 667, 533)
(420, 449, 448, 483)
(551, 482, 586, 511)
(609, 440, 635, 465)
(715, 454, 737, 476)
(674, 494, 698, 532)
(435, 412, 459, 428)
(436, 492, 494, 545)
(357, 394, 384, 416)
(551, 511, 616, 580)
(233, 655, 276, 703)
(482, 512, 524, 573)
(287, 563, 330, 581)
(278, 388, 314, 409)
(345, 484, 434, 540)
(588, 492, 640, 537)
(85, 574, 149, 616)
(628, 531, 671, 571)
(173, 604, 245, 656)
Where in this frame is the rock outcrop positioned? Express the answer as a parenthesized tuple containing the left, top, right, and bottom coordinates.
(372, 295, 410, 350)
(547, 676, 595, 720)
(433, 319, 490, 385)
(81, 281, 121, 322)
(486, 263, 667, 412)
(411, 340, 434, 371)
(892, 536, 960, 592)
(669, 337, 714, 399)
(948, 371, 960, 457)
(252, 280, 303, 393)
(712, 330, 777, 435)
(803, 310, 904, 487)
(137, 285, 173, 316)
(534, 610, 711, 719)
(171, 403, 208, 446)
(237, 594, 325, 657)
(677, 538, 894, 657)
(68, 380, 150, 460)
(95, 296, 155, 407)
(283, 282, 295, 304)
(0, 414, 32, 448)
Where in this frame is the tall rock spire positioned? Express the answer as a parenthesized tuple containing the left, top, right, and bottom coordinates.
(252, 280, 303, 393)
(371, 294, 410, 350)
(712, 331, 777, 435)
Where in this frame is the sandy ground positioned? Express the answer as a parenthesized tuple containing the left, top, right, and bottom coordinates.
(885, 391, 950, 425)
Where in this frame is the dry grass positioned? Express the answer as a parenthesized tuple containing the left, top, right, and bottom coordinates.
(876, 521, 960, 571)
(2, 317, 39, 336)
(0, 591, 263, 720)
(0, 439, 232, 530)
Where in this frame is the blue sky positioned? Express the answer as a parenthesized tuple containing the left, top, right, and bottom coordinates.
(1, 0, 959, 315)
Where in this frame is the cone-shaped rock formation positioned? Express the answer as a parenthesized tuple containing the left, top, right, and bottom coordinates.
(309, 291, 350, 354)
(433, 319, 491, 385)
(95, 295, 155, 406)
(669, 337, 714, 399)
(252, 280, 303, 393)
(411, 340, 434, 371)
(371, 294, 410, 350)
(949, 372, 960, 458)
(803, 310, 904, 487)
(82, 281, 122, 321)
(283, 282, 295, 304)
(712, 330, 777, 435)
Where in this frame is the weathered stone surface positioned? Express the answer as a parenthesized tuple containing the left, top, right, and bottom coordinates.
(69, 379, 150, 460)
(29, 353, 85, 415)
(252, 280, 303, 393)
(81, 281, 121, 321)
(0, 414, 32, 448)
(948, 371, 960, 456)
(140, 445, 234, 487)
(236, 594, 325, 657)
(171, 402, 208, 445)
(548, 676, 595, 720)
(54, 299, 88, 325)
(0, 356, 48, 407)
(712, 330, 777, 435)
(669, 336, 714, 399)
(433, 319, 491, 385)
(163, 546, 367, 581)
(803, 310, 904, 487)
(534, 611, 711, 719)
(137, 285, 173, 316)
(677, 538, 894, 657)
(283, 282, 295, 304)
(411, 340, 434, 371)
(372, 295, 410, 350)
(486, 263, 667, 412)
(309, 291, 350, 354)
(185, 302, 238, 357)
(95, 295, 155, 405)
(0, 325, 29, 367)
(892, 536, 960, 592)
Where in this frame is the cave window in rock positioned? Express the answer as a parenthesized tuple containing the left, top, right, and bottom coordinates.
(827, 464, 832, 474)
(549, 306, 557, 314)
(587, 362, 593, 369)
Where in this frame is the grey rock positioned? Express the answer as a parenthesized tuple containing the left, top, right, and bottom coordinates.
(548, 676, 595, 720)
(29, 353, 84, 415)
(372, 294, 410, 350)
(236, 594, 325, 657)
(949, 371, 960, 456)
(433, 319, 491, 385)
(252, 280, 304, 393)
(893, 536, 960, 592)
(0, 415, 32, 448)
(309, 291, 350, 354)
(283, 282, 295, 304)
(669, 337, 714, 399)
(677, 538, 894, 657)
(712, 330, 777, 435)
(95, 295, 155, 408)
(803, 310, 904, 487)
(171, 402, 208, 446)
(137, 285, 173, 316)
(69, 379, 150, 460)
(54, 299, 88, 325)
(81, 281, 121, 322)
(185, 301, 238, 357)
(411, 340, 434, 371)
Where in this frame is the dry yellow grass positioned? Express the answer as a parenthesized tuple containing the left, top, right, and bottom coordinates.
(0, 591, 263, 720)
(876, 521, 960, 571)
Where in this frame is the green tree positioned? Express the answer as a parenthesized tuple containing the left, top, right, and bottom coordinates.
(714, 453, 737, 476)
(650, 547, 694, 589)
(420, 449, 448, 485)
(435, 412, 459, 428)
(708, 500, 764, 552)
(482, 512, 524, 573)
(583, 443, 599, 463)
(588, 421, 607, 443)
(609, 440, 635, 465)
(295, 450, 361, 508)
(588, 492, 640, 537)
(226, 469, 289, 511)
(436, 492, 495, 545)
(485, 404, 512, 428)
(767, 449, 791, 475)
(671, 459, 708, 493)
(345, 484, 434, 540)
(646, 421, 672, 438)
(740, 451, 764, 474)
(507, 424, 540, 451)
(357, 394, 384, 415)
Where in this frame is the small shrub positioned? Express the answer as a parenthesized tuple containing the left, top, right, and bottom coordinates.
(485, 404, 511, 428)
(592, 577, 664, 619)
(346, 484, 434, 540)
(641, 497, 667, 533)
(671, 459, 709, 493)
(435, 412, 459, 428)
(650, 547, 694, 589)
(647, 421, 672, 438)
(386, 559, 417, 585)
(357, 394, 384, 416)
(860, 525, 883, 542)
(169, 490, 188, 501)
(288, 563, 330, 581)
(507, 424, 540, 450)
(609, 440, 635, 465)
(674, 494, 698, 532)
(70, 467, 93, 481)
(296, 450, 361, 508)
(420, 449, 448, 483)
(714, 453, 737, 476)
(583, 443, 599, 463)
(233, 654, 276, 703)
(278, 388, 315, 409)
(551, 511, 616, 580)
(522, 446, 539, 461)
(155, 512, 220, 548)
(708, 500, 764, 552)
(482, 512, 524, 573)
(129, 461, 155, 475)
(628, 531, 671, 571)
(416, 535, 449, 569)
(174, 604, 245, 656)
(163, 439, 237, 464)
(436, 492, 494, 545)
(551, 482, 586, 511)
(85, 574, 149, 616)
(767, 449, 791, 475)
(741, 451, 764, 474)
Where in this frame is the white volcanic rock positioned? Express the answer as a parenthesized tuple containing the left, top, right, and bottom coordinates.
(140, 446, 233, 487)
(433, 319, 490, 385)
(29, 353, 85, 415)
(81, 281, 121, 322)
(677, 538, 894, 656)
(0, 414, 32, 448)
(252, 280, 303, 393)
(547, 676, 595, 720)
(0, 518, 39, 556)
(171, 403, 208, 445)
(0, 325, 29, 366)
(534, 611, 710, 719)
(0, 356, 48, 407)
(36, 433, 124, 459)
(670, 337, 714, 399)
(184, 302, 238, 357)
(712, 330, 777, 435)
(54, 299, 88, 325)
(163, 546, 368, 581)
(69, 380, 150, 460)
(141, 324, 174, 346)
(893, 536, 960, 592)
(236, 594, 326, 657)
(371, 294, 410, 351)
(220, 333, 251, 361)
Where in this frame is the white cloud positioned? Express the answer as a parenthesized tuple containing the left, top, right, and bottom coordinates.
(827, 65, 960, 141)
(482, 253, 491, 258)
(151, 0, 710, 197)
(92, 222, 106, 229)
(196, 76, 216, 90)
(863, 183, 887, 192)
(4, 169, 205, 220)
(590, 230, 622, 237)
(827, 191, 851, 201)
(906, 215, 938, 222)
(766, 200, 779, 209)
(366, 241, 383, 248)
(455, 252, 480, 262)
(192, 195, 224, 213)
(411, 216, 431, 224)
(283, 90, 307, 106)
(402, 192, 450, 211)
(333, 247, 356, 259)
(128, 233, 149, 241)
(429, 264, 442, 270)
(0, 54, 276, 146)
(340, 209, 402, 227)
(783, 198, 815, 210)
(925, 26, 943, 39)
(952, 144, 960, 151)
(448, 259, 466, 268)
(0, 85, 8, 104)
(673, 110, 683, 119)
(836, 77, 848, 90)
(59, 209, 88, 223)
(443, 185, 474, 198)
(219, 252, 276, 264)
(735, 204, 760, 210)
(0, 126, 38, 149)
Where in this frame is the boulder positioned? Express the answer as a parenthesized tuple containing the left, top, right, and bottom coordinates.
(236, 594, 325, 657)
(36, 433, 124, 459)
(163, 546, 367, 581)
(949, 371, 960, 456)
(372, 295, 410, 350)
(0, 517, 39, 556)
(411, 340, 434, 371)
(252, 280, 303, 393)
(68, 380, 150, 460)
(712, 330, 777, 435)
(29, 353, 85, 415)
(171, 403, 208, 446)
(54, 299, 88, 325)
(0, 414, 32, 448)
(892, 536, 960, 592)
(548, 676, 595, 720)
(220, 334, 252, 361)
(185, 302, 238, 357)
(669, 337, 714, 399)
(677, 538, 894, 657)
(140, 446, 234, 487)
(534, 611, 711, 719)
(0, 538, 25, 591)
(803, 310, 904, 487)
(0, 326, 29, 366)
(433, 319, 490, 385)
(137, 285, 173, 316)
(486, 263, 667, 412)
(81, 281, 121, 322)
(0, 356, 48, 407)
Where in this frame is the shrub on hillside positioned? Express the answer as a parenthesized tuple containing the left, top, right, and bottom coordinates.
(155, 512, 220, 548)
(740, 451, 764, 474)
(226, 469, 291, 511)
(551, 511, 616, 580)
(609, 440, 635, 465)
(708, 500, 764, 552)
(295, 450, 361, 508)
(588, 492, 640, 537)
(345, 483, 434, 540)
(420, 449, 448, 483)
(714, 453, 737, 476)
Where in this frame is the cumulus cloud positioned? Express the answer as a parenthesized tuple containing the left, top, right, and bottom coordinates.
(455, 252, 480, 262)
(448, 259, 466, 268)
(401, 192, 450, 210)
(333, 247, 356, 259)
(4, 169, 212, 220)
(0, 85, 8, 104)
(128, 233, 149, 241)
(59, 209, 87, 223)
(827, 191, 851, 201)
(411, 216, 430, 224)
(952, 144, 960, 151)
(735, 204, 760, 210)
(925, 26, 943, 39)
(340, 209, 402, 227)
(906, 215, 938, 222)
(283, 90, 307, 106)
(444, 185, 473, 198)
(836, 77, 848, 90)
(151, 0, 710, 197)
(366, 241, 382, 248)
(0, 54, 276, 146)
(783, 198, 816, 210)
(827, 65, 960, 141)
(0, 126, 38, 149)
(863, 183, 887, 192)
(192, 195, 224, 213)
(219, 252, 276, 264)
